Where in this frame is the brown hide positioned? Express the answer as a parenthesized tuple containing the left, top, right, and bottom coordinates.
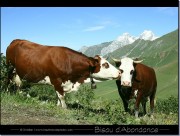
(132, 63, 157, 98)
(6, 39, 100, 84)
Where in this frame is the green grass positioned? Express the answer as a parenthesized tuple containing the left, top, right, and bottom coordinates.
(94, 80, 119, 100)
(155, 60, 178, 99)
(1, 92, 84, 125)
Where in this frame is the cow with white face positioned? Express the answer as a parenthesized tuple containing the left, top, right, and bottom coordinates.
(91, 56, 120, 81)
(112, 57, 143, 87)
(112, 57, 157, 118)
(111, 57, 143, 114)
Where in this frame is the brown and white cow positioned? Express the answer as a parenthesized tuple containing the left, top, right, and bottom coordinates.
(112, 57, 157, 117)
(6, 39, 121, 108)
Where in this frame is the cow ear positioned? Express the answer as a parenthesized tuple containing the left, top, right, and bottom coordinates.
(89, 57, 98, 67)
(94, 55, 100, 63)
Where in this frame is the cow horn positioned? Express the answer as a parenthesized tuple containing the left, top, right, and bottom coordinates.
(133, 59, 144, 63)
(110, 56, 121, 62)
(104, 55, 109, 60)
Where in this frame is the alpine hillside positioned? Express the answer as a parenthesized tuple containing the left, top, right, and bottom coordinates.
(110, 29, 178, 67)
(79, 30, 158, 57)
(79, 41, 112, 57)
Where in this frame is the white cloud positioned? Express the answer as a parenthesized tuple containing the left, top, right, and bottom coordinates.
(83, 26, 105, 32)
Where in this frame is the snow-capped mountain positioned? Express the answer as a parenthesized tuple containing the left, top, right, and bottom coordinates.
(101, 30, 158, 56)
(139, 30, 158, 41)
(79, 30, 158, 56)
(101, 33, 137, 56)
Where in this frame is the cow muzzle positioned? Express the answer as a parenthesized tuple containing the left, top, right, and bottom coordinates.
(122, 81, 131, 87)
(113, 71, 121, 80)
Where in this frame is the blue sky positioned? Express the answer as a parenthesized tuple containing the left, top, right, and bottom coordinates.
(1, 7, 178, 55)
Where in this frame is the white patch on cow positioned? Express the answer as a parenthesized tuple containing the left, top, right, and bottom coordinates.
(119, 57, 134, 86)
(134, 89, 138, 98)
(84, 78, 102, 83)
(84, 78, 91, 83)
(56, 91, 67, 108)
(61, 80, 81, 93)
(38, 76, 52, 85)
(12, 74, 22, 88)
(92, 56, 120, 80)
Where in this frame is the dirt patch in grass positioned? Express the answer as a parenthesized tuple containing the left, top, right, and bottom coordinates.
(1, 94, 79, 125)
(1, 111, 66, 125)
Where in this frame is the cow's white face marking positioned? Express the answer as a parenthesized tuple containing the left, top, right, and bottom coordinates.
(61, 80, 81, 93)
(92, 56, 120, 80)
(84, 78, 102, 83)
(119, 57, 134, 87)
(38, 76, 52, 85)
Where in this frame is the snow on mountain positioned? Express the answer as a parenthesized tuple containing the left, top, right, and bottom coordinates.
(101, 33, 137, 56)
(79, 30, 158, 56)
(101, 30, 158, 56)
(139, 30, 158, 41)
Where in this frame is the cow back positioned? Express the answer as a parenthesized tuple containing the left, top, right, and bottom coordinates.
(6, 39, 41, 66)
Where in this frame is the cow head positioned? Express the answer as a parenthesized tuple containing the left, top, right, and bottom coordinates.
(112, 57, 143, 87)
(90, 55, 120, 80)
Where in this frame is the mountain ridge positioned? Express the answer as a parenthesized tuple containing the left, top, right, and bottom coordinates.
(79, 30, 158, 56)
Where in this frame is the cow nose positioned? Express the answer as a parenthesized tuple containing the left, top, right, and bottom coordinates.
(122, 81, 130, 86)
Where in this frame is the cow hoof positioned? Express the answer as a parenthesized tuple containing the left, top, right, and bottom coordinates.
(57, 103, 66, 109)
(91, 83, 97, 89)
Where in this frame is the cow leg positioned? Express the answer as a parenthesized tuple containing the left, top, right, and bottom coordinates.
(134, 92, 143, 118)
(56, 91, 67, 108)
(13, 74, 22, 92)
(50, 78, 67, 108)
(149, 93, 156, 116)
(119, 91, 130, 113)
(141, 98, 147, 115)
(122, 99, 130, 112)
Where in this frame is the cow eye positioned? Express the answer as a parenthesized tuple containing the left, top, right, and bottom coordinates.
(130, 70, 134, 75)
(120, 69, 123, 73)
(102, 62, 109, 69)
